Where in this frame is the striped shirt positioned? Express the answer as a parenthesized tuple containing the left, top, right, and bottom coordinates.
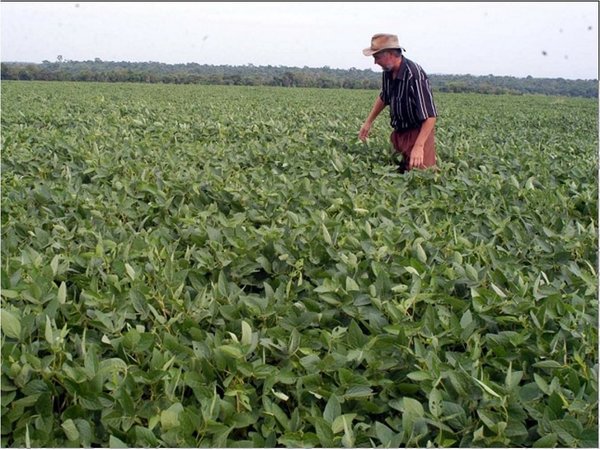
(379, 57, 437, 132)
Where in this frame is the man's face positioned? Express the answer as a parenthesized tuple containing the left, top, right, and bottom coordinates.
(373, 51, 394, 72)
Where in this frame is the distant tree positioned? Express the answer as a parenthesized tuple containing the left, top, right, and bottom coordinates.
(0, 60, 597, 98)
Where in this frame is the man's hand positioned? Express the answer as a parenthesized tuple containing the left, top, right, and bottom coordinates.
(409, 144, 424, 169)
(358, 123, 371, 142)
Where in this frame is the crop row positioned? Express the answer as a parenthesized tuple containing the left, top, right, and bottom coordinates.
(1, 82, 598, 447)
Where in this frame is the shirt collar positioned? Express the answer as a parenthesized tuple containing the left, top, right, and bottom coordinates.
(397, 57, 410, 80)
(385, 58, 410, 81)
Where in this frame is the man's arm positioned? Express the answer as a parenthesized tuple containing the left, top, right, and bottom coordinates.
(358, 96, 386, 141)
(409, 116, 436, 169)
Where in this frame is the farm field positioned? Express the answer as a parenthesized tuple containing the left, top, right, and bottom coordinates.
(1, 81, 598, 447)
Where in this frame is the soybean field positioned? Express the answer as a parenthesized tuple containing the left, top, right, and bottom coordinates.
(1, 81, 598, 447)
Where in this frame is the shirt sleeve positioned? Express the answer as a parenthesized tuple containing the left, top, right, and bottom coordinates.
(412, 76, 437, 121)
(379, 90, 389, 105)
(379, 73, 390, 105)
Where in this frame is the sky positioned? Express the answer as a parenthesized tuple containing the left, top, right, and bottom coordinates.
(1, 2, 598, 80)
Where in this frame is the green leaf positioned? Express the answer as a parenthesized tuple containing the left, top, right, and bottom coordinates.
(407, 371, 432, 381)
(1, 309, 21, 339)
(428, 388, 443, 418)
(345, 276, 360, 292)
(299, 354, 320, 371)
(99, 358, 128, 381)
(460, 310, 473, 328)
(134, 426, 160, 447)
(50, 254, 60, 277)
(347, 320, 368, 348)
(313, 417, 334, 447)
(322, 223, 333, 245)
(125, 263, 136, 280)
(44, 315, 54, 344)
(472, 376, 502, 398)
(109, 435, 128, 448)
(209, 423, 233, 447)
(241, 320, 252, 346)
(84, 345, 99, 378)
(266, 398, 290, 430)
(552, 417, 583, 440)
(232, 412, 257, 429)
(533, 360, 563, 369)
(533, 433, 557, 448)
(288, 328, 301, 355)
(465, 263, 478, 281)
(0, 289, 18, 299)
(272, 389, 289, 401)
(343, 386, 373, 399)
(62, 418, 80, 441)
(217, 270, 228, 297)
(505, 365, 523, 391)
(375, 421, 396, 447)
(404, 266, 420, 277)
(533, 373, 550, 395)
(160, 402, 183, 430)
(218, 344, 244, 359)
(122, 329, 141, 350)
(490, 283, 507, 298)
(403, 397, 424, 417)
(323, 395, 341, 424)
(415, 243, 427, 263)
(118, 388, 135, 416)
(74, 419, 93, 447)
(57, 281, 67, 304)
(519, 382, 543, 402)
(341, 417, 355, 448)
(331, 413, 356, 434)
(477, 409, 501, 430)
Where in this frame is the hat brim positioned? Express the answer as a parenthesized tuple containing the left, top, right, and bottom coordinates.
(363, 46, 401, 56)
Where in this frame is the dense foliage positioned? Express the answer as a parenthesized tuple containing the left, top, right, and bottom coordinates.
(1, 81, 598, 447)
(1, 60, 598, 98)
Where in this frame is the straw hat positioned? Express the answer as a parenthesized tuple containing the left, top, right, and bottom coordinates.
(363, 33, 402, 56)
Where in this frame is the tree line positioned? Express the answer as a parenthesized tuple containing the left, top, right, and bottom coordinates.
(1, 60, 597, 98)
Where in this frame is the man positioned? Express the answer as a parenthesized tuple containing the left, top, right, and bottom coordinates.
(358, 33, 437, 172)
